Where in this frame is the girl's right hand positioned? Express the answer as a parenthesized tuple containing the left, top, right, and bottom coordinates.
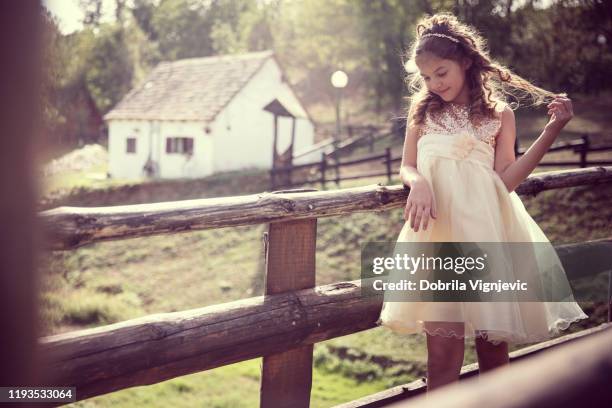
(404, 178, 437, 232)
(544, 94, 573, 133)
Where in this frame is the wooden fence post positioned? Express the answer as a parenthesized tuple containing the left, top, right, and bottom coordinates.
(608, 270, 612, 323)
(260, 219, 317, 408)
(334, 155, 341, 187)
(270, 168, 276, 190)
(320, 153, 327, 189)
(385, 147, 392, 183)
(580, 134, 590, 168)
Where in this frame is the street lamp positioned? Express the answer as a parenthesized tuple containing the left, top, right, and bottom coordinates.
(597, 34, 607, 96)
(597, 33, 607, 46)
(404, 58, 417, 75)
(331, 70, 348, 148)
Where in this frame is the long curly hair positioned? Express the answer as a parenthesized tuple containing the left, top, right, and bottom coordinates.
(404, 12, 564, 128)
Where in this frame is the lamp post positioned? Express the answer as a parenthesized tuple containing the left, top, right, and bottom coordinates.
(404, 58, 417, 75)
(331, 70, 348, 148)
(597, 33, 607, 96)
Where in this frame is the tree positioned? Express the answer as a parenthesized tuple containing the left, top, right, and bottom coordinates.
(81, 25, 133, 113)
(208, 0, 261, 54)
(151, 0, 215, 60)
(40, 8, 65, 144)
(355, 0, 424, 113)
(131, 0, 159, 41)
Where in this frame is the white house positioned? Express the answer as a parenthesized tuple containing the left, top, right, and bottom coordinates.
(103, 50, 316, 179)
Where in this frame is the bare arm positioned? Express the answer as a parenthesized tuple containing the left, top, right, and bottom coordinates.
(399, 112, 426, 188)
(399, 110, 437, 231)
(494, 97, 574, 192)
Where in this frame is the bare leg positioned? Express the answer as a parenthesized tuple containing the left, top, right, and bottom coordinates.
(424, 321, 465, 391)
(475, 332, 509, 373)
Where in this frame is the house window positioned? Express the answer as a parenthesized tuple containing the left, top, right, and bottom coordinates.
(126, 137, 136, 153)
(166, 137, 194, 155)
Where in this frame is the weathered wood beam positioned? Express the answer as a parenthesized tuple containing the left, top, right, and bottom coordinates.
(332, 323, 612, 408)
(260, 219, 317, 408)
(554, 237, 612, 280)
(513, 165, 611, 196)
(39, 279, 380, 402)
(41, 183, 403, 250)
(41, 166, 612, 250)
(387, 324, 612, 408)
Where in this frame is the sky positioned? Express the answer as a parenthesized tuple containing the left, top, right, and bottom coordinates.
(43, 0, 557, 35)
(43, 0, 118, 34)
(42, 0, 277, 34)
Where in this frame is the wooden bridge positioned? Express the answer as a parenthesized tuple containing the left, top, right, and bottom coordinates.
(38, 165, 612, 407)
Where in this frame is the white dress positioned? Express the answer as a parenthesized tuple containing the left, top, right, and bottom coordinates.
(376, 101, 588, 345)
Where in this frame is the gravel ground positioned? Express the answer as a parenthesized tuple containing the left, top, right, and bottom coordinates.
(43, 144, 108, 177)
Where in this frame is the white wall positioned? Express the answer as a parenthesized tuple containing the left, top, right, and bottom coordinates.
(108, 120, 150, 179)
(211, 58, 315, 173)
(107, 119, 213, 179)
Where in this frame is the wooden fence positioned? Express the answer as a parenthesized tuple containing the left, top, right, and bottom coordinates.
(271, 134, 612, 190)
(38, 165, 612, 407)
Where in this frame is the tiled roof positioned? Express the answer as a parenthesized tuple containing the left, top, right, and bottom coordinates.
(104, 50, 275, 122)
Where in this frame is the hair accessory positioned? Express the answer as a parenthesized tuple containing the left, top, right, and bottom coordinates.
(421, 33, 460, 43)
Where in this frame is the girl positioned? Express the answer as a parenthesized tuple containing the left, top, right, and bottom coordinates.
(376, 13, 588, 391)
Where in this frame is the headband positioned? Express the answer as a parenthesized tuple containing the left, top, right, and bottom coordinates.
(421, 33, 460, 43)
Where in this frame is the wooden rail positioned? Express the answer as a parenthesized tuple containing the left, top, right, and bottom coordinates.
(270, 134, 612, 190)
(335, 323, 612, 408)
(42, 166, 612, 250)
(39, 279, 376, 401)
(38, 166, 612, 406)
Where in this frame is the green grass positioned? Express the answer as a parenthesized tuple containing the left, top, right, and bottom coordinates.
(41, 162, 137, 196)
(68, 360, 262, 408)
(73, 357, 389, 408)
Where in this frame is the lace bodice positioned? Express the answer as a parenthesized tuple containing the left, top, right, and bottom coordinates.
(418, 102, 504, 148)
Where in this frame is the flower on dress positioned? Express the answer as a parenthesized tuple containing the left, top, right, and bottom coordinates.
(453, 131, 477, 159)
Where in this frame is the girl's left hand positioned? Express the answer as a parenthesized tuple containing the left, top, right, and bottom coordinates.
(545, 94, 574, 132)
